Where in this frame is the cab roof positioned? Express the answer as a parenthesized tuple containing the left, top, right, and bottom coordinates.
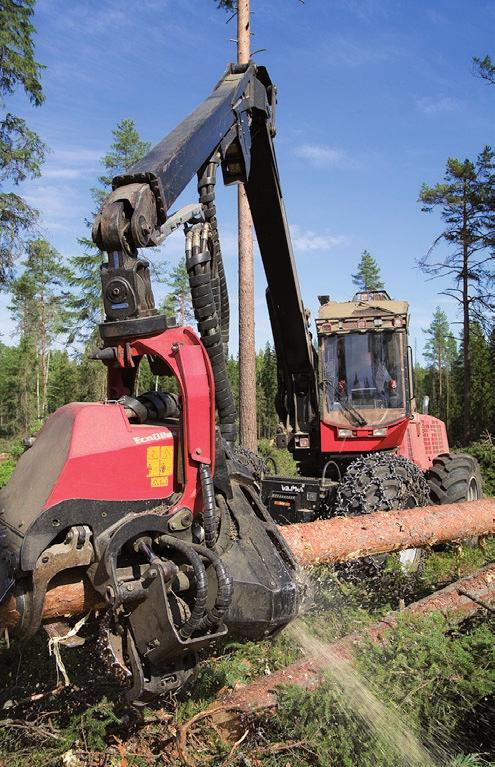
(317, 292, 409, 322)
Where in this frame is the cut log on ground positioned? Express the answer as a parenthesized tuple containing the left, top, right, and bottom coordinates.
(280, 498, 495, 567)
(0, 499, 493, 631)
(209, 562, 495, 717)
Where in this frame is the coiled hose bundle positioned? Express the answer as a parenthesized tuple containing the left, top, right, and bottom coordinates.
(184, 153, 237, 445)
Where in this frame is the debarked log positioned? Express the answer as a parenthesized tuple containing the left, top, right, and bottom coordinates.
(279, 498, 495, 567)
(0, 498, 493, 631)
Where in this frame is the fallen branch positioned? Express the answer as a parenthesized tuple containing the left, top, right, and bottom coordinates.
(209, 562, 495, 716)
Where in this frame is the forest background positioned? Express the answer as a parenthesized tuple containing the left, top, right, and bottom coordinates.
(0, 0, 494, 484)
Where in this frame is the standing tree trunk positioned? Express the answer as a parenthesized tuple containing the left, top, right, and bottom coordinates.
(462, 185, 471, 445)
(237, 0, 257, 452)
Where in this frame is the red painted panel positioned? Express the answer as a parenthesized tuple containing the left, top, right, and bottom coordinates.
(320, 417, 409, 454)
(398, 414, 449, 471)
(45, 403, 176, 507)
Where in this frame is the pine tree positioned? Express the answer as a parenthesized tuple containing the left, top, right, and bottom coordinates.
(65, 119, 151, 343)
(351, 250, 384, 291)
(473, 54, 495, 84)
(0, 0, 47, 282)
(419, 147, 495, 443)
(423, 307, 457, 426)
(161, 257, 193, 325)
(9, 238, 69, 418)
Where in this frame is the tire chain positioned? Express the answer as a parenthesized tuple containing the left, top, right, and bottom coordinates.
(231, 445, 269, 482)
(334, 452, 430, 517)
(333, 453, 429, 578)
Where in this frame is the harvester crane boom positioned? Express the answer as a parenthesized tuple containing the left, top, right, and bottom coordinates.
(92, 62, 318, 440)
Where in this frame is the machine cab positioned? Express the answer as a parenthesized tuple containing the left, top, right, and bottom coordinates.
(316, 291, 411, 451)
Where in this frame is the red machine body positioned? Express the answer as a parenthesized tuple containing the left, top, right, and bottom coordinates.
(319, 418, 410, 455)
(42, 403, 179, 508)
(398, 413, 450, 472)
(319, 413, 449, 472)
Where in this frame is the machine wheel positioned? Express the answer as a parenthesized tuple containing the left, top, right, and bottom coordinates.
(335, 453, 430, 573)
(426, 453, 483, 548)
(425, 453, 483, 505)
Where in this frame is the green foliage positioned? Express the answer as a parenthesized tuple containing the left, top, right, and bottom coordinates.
(257, 343, 278, 439)
(462, 441, 495, 495)
(96, 118, 151, 193)
(422, 307, 458, 428)
(419, 147, 495, 443)
(9, 238, 70, 417)
(473, 54, 495, 84)
(0, 0, 47, 282)
(0, 457, 16, 487)
(420, 536, 495, 589)
(258, 438, 298, 476)
(66, 697, 120, 752)
(215, 0, 235, 10)
(0, 0, 44, 105)
(351, 250, 384, 291)
(161, 256, 193, 324)
(262, 613, 495, 767)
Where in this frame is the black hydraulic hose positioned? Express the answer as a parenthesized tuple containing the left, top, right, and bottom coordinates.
(185, 188, 237, 444)
(199, 462, 217, 549)
(189, 542, 234, 632)
(156, 535, 208, 639)
(198, 156, 230, 356)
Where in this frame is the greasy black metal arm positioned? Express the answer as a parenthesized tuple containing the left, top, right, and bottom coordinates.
(92, 62, 318, 438)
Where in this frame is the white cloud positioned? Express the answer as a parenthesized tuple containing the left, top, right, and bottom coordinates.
(290, 225, 349, 253)
(42, 168, 89, 180)
(24, 183, 87, 233)
(294, 143, 361, 170)
(416, 96, 460, 115)
(40, 146, 104, 182)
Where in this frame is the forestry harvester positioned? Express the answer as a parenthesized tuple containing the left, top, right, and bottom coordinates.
(0, 63, 481, 703)
(262, 288, 482, 569)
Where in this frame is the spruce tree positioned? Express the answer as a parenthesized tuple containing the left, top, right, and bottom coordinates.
(423, 307, 457, 427)
(65, 119, 151, 343)
(351, 250, 384, 291)
(469, 323, 493, 441)
(9, 238, 69, 418)
(0, 0, 47, 282)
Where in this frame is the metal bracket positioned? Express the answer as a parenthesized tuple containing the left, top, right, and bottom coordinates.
(18, 526, 93, 639)
(149, 203, 205, 247)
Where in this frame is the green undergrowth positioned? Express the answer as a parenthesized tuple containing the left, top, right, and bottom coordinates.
(0, 543, 493, 766)
(259, 613, 494, 767)
(258, 439, 298, 476)
(460, 441, 495, 496)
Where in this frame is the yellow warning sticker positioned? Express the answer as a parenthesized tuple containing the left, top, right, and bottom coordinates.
(146, 445, 173, 488)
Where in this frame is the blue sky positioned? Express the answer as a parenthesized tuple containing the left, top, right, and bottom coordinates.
(4, 0, 495, 360)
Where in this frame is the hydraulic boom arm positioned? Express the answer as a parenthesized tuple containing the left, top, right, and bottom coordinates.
(92, 62, 318, 441)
